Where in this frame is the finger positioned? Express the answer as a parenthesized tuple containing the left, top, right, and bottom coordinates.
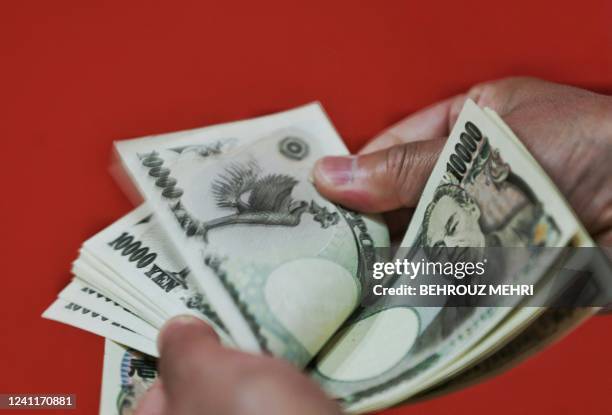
(134, 379, 166, 415)
(157, 315, 225, 413)
(383, 208, 414, 238)
(158, 315, 220, 356)
(159, 316, 342, 415)
(313, 138, 445, 212)
(359, 95, 463, 154)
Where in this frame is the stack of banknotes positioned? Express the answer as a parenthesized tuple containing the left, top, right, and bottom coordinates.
(43, 101, 600, 414)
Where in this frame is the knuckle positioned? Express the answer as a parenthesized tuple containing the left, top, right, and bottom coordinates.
(467, 77, 531, 114)
(467, 81, 498, 107)
(383, 144, 416, 207)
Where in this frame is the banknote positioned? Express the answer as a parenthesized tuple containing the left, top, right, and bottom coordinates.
(99, 339, 157, 415)
(446, 226, 599, 392)
(59, 279, 158, 340)
(401, 226, 601, 398)
(114, 103, 389, 367)
(80, 204, 228, 338)
(409, 307, 593, 403)
(43, 298, 158, 356)
(72, 255, 166, 328)
(310, 99, 582, 412)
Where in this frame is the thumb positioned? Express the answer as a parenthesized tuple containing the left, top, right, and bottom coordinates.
(313, 138, 445, 212)
(157, 316, 225, 414)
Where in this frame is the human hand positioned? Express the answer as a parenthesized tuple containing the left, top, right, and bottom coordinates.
(135, 79, 612, 415)
(312, 77, 612, 246)
(135, 316, 342, 415)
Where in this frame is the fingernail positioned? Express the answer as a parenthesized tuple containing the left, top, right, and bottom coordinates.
(315, 156, 355, 186)
(157, 315, 201, 353)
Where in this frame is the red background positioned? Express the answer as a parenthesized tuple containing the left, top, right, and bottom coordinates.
(1, 1, 611, 414)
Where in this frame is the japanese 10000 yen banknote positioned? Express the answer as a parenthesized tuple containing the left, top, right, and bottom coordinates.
(43, 204, 234, 355)
(79, 204, 229, 337)
(355, 113, 600, 407)
(58, 278, 158, 341)
(408, 307, 593, 404)
(114, 104, 390, 367)
(99, 339, 157, 415)
(42, 297, 158, 357)
(309, 99, 583, 413)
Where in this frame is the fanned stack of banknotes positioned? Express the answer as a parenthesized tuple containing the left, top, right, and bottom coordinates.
(43, 101, 599, 414)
